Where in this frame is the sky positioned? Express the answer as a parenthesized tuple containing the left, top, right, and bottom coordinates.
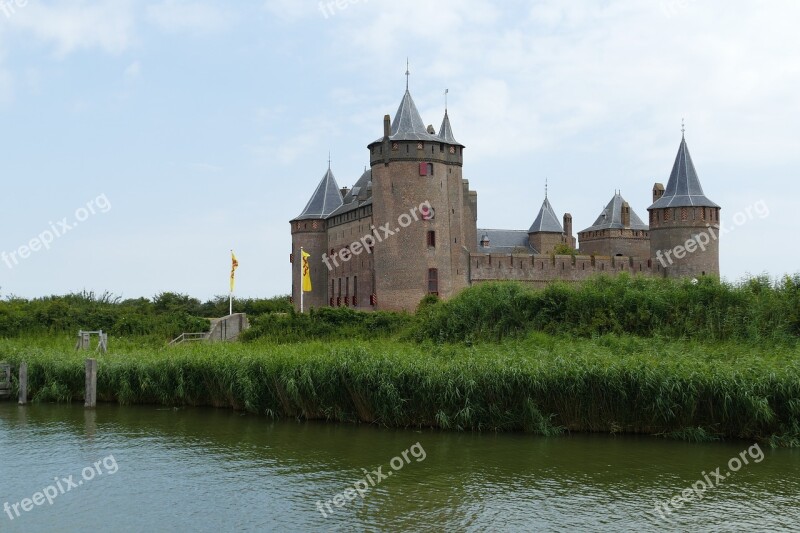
(0, 0, 798, 301)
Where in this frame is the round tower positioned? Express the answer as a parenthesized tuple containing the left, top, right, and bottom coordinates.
(648, 133, 720, 278)
(366, 83, 470, 311)
(290, 167, 343, 311)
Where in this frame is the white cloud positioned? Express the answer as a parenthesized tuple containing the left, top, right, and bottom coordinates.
(147, 0, 235, 34)
(8, 0, 136, 56)
(123, 60, 141, 82)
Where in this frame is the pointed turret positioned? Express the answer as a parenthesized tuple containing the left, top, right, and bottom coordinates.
(648, 132, 721, 278)
(528, 197, 564, 234)
(293, 168, 344, 221)
(582, 192, 648, 232)
(438, 110, 461, 145)
(649, 135, 719, 209)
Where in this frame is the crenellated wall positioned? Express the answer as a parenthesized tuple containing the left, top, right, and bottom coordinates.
(469, 253, 665, 286)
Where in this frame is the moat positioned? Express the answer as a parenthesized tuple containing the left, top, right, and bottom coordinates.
(1, 403, 798, 532)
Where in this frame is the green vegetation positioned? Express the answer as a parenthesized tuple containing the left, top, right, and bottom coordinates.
(1, 334, 799, 446)
(413, 274, 800, 344)
(0, 291, 291, 340)
(2, 275, 799, 446)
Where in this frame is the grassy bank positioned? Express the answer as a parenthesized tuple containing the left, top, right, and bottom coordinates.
(2, 334, 799, 447)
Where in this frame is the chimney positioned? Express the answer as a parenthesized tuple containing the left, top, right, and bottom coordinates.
(340, 187, 350, 199)
(621, 202, 631, 227)
(563, 213, 573, 239)
(427, 125, 436, 134)
(653, 182, 665, 203)
(383, 114, 391, 138)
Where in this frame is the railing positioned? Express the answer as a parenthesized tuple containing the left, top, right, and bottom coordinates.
(168, 333, 209, 346)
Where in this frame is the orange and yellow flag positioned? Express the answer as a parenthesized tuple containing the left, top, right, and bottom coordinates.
(301, 250, 312, 292)
(230, 251, 239, 292)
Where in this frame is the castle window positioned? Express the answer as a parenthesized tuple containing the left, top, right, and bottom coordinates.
(440, 143, 445, 152)
(427, 269, 439, 295)
(345, 277, 349, 305)
(702, 207, 706, 220)
(331, 280, 335, 300)
(353, 276, 358, 306)
(338, 278, 342, 299)
(427, 230, 436, 248)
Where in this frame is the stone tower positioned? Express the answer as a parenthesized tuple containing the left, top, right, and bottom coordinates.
(648, 133, 721, 277)
(290, 167, 343, 311)
(367, 83, 474, 311)
(578, 192, 650, 257)
(528, 196, 574, 252)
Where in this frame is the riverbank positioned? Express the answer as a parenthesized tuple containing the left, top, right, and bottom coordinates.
(2, 334, 798, 446)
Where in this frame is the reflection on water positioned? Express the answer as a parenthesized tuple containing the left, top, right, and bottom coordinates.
(1, 403, 798, 532)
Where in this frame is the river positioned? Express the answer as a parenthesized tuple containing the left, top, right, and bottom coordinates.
(1, 403, 798, 532)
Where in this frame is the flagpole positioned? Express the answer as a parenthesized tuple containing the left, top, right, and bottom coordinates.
(300, 246, 304, 314)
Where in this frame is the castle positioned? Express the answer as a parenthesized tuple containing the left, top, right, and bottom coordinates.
(291, 81, 721, 312)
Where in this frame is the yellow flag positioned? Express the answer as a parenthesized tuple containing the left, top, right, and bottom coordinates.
(230, 251, 239, 292)
(301, 250, 312, 292)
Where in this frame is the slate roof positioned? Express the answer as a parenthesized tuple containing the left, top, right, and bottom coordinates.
(528, 198, 564, 233)
(477, 229, 536, 254)
(649, 135, 719, 209)
(438, 110, 461, 145)
(329, 168, 373, 218)
(580, 193, 649, 233)
(293, 168, 343, 221)
(374, 89, 443, 143)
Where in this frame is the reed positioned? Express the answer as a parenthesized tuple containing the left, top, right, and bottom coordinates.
(2, 334, 798, 446)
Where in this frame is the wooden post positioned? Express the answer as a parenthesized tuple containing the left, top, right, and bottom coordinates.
(85, 358, 97, 408)
(18, 363, 27, 405)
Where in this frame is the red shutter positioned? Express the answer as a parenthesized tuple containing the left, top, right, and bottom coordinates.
(419, 162, 427, 176)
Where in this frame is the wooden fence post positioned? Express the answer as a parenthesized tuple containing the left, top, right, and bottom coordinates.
(85, 359, 97, 408)
(18, 363, 27, 405)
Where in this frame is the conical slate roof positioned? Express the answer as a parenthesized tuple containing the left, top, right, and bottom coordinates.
(375, 90, 443, 143)
(528, 197, 564, 233)
(581, 193, 649, 232)
(438, 110, 461, 145)
(649, 136, 719, 209)
(293, 168, 343, 221)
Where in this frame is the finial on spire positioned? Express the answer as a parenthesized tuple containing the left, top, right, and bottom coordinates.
(328, 151, 331, 170)
(545, 178, 548, 199)
(444, 88, 449, 112)
(681, 118, 685, 138)
(405, 59, 410, 90)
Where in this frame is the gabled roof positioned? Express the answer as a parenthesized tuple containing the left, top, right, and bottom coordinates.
(477, 229, 536, 254)
(528, 197, 564, 234)
(374, 89, 443, 143)
(649, 135, 719, 209)
(438, 110, 462, 146)
(293, 168, 343, 221)
(580, 193, 649, 233)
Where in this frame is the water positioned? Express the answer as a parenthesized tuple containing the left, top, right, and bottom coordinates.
(1, 403, 798, 532)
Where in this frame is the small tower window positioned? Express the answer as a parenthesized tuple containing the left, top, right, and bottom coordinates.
(427, 231, 436, 248)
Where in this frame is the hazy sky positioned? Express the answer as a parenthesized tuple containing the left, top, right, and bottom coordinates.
(1, 0, 797, 300)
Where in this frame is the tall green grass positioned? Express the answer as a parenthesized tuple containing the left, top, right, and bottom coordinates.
(2, 334, 799, 446)
(412, 274, 800, 344)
